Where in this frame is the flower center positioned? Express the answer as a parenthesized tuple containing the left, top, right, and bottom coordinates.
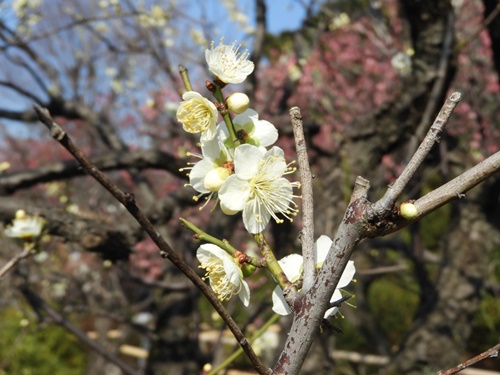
(200, 257, 239, 301)
(249, 154, 299, 224)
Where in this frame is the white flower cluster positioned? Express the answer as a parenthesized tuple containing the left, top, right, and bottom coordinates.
(177, 38, 299, 235)
(176, 39, 355, 315)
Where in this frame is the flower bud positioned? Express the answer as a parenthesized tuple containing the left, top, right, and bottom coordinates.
(241, 263, 256, 277)
(204, 167, 229, 192)
(15, 209, 27, 220)
(399, 202, 418, 220)
(226, 92, 250, 114)
(220, 201, 239, 215)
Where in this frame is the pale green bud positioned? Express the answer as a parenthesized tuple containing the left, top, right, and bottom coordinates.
(226, 92, 250, 114)
(399, 202, 419, 219)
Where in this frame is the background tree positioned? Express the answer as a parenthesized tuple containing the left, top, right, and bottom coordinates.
(0, 0, 499, 374)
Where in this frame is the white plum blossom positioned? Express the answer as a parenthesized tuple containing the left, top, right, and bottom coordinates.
(176, 91, 218, 141)
(220, 109, 278, 150)
(4, 209, 45, 240)
(186, 132, 233, 199)
(391, 51, 412, 76)
(272, 235, 356, 318)
(197, 243, 250, 306)
(218, 144, 299, 234)
(205, 38, 254, 84)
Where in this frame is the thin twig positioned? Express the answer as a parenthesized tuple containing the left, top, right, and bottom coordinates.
(0, 246, 32, 278)
(372, 92, 462, 214)
(456, 2, 500, 53)
(290, 107, 315, 292)
(406, 11, 455, 161)
(33, 105, 270, 375)
(19, 285, 139, 375)
(367, 150, 500, 237)
(414, 150, 500, 216)
(178, 64, 193, 91)
(436, 342, 500, 375)
(180, 217, 262, 267)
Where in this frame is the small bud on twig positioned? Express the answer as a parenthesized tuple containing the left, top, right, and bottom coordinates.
(399, 202, 419, 220)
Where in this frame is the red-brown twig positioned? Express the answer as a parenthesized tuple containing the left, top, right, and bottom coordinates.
(0, 246, 32, 278)
(437, 343, 500, 375)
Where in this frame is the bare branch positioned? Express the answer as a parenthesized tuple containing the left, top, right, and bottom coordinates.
(0, 149, 185, 194)
(0, 246, 32, 278)
(367, 150, 500, 237)
(372, 92, 462, 214)
(274, 176, 371, 375)
(290, 106, 315, 291)
(406, 12, 455, 160)
(415, 150, 500, 217)
(437, 342, 500, 375)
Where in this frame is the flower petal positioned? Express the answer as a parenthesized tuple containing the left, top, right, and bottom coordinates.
(190, 159, 214, 194)
(251, 119, 278, 147)
(272, 285, 292, 315)
(196, 243, 225, 263)
(218, 175, 250, 211)
(233, 144, 264, 180)
(238, 279, 251, 307)
(278, 253, 303, 280)
(242, 198, 271, 234)
(182, 91, 203, 101)
(337, 260, 356, 289)
(233, 108, 258, 125)
(222, 252, 242, 285)
(314, 235, 333, 266)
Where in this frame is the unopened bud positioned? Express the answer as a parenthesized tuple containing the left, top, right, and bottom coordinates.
(204, 167, 229, 192)
(399, 202, 418, 220)
(226, 92, 250, 114)
(202, 363, 212, 373)
(241, 263, 256, 277)
(15, 209, 27, 220)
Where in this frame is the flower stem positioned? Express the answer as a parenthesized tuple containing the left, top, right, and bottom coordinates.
(178, 64, 193, 91)
(213, 83, 240, 146)
(254, 233, 290, 290)
(180, 218, 261, 267)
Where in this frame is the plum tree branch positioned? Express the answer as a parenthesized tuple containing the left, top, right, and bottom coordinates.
(273, 92, 499, 373)
(290, 106, 315, 291)
(33, 105, 270, 375)
(436, 342, 500, 375)
(367, 150, 500, 237)
(274, 176, 370, 375)
(372, 92, 462, 214)
(0, 245, 32, 278)
(0, 149, 186, 194)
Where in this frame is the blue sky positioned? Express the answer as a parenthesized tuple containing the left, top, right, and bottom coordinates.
(251, 0, 308, 34)
(0, 0, 312, 142)
(188, 0, 309, 41)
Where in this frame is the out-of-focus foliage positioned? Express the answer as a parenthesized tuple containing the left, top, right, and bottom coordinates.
(0, 307, 85, 375)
